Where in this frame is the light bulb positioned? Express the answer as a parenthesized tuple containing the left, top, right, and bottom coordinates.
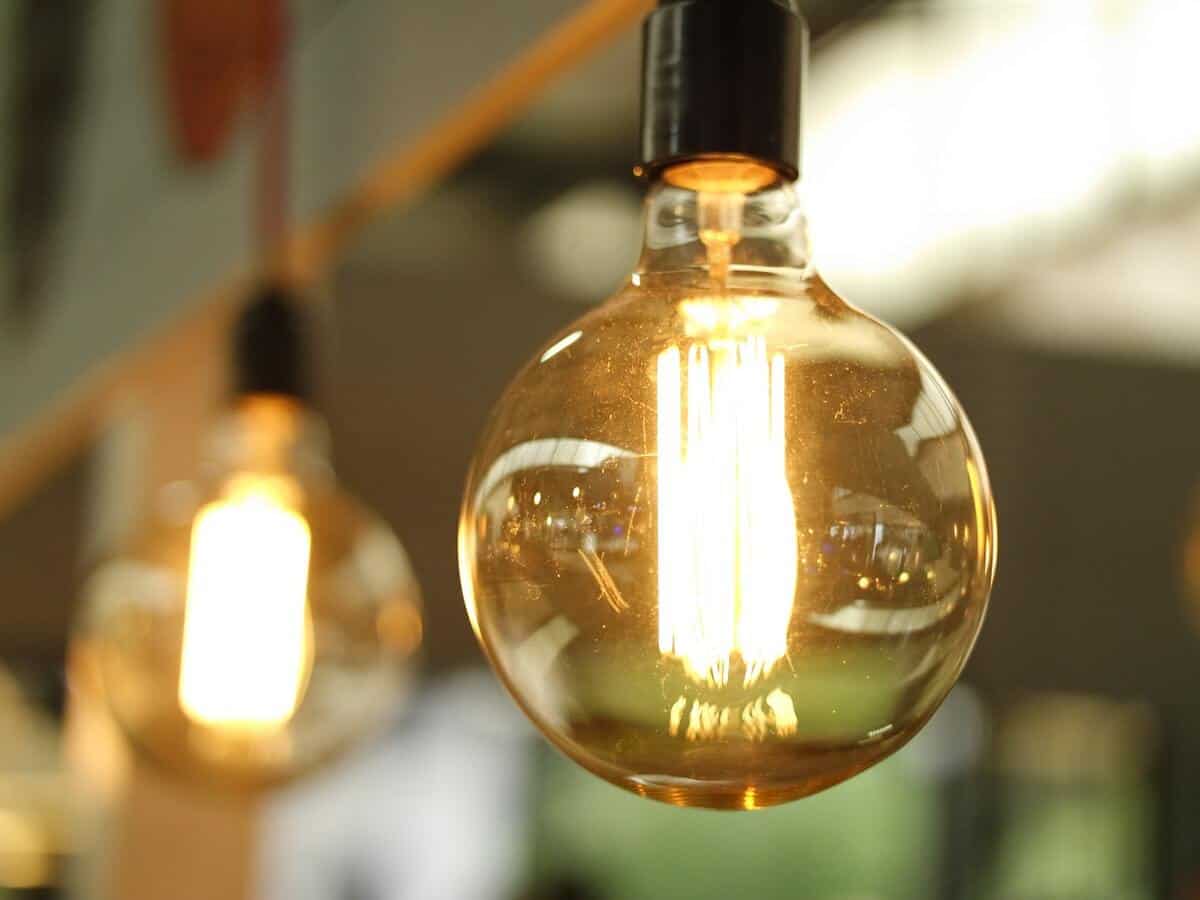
(460, 145, 995, 807)
(78, 394, 422, 788)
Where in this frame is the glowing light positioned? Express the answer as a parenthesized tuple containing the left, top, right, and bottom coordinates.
(656, 337, 797, 689)
(179, 477, 311, 731)
(680, 298, 779, 333)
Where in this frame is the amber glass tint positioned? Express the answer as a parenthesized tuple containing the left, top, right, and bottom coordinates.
(77, 398, 423, 789)
(460, 172, 996, 809)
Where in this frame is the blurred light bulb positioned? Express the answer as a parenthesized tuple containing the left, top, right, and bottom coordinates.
(78, 396, 422, 788)
(178, 477, 312, 731)
(460, 156, 996, 808)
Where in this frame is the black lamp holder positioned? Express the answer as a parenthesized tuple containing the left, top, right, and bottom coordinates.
(232, 284, 310, 402)
(639, 0, 808, 181)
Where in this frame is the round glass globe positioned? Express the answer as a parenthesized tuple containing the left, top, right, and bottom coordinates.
(76, 398, 423, 789)
(460, 176, 995, 809)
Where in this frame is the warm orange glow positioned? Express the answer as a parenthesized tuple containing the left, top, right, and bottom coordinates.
(179, 476, 311, 731)
(656, 334, 797, 689)
(664, 157, 781, 194)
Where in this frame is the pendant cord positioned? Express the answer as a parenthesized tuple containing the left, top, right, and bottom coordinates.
(256, 0, 290, 269)
(233, 0, 308, 402)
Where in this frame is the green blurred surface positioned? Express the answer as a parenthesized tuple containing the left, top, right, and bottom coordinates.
(532, 744, 938, 900)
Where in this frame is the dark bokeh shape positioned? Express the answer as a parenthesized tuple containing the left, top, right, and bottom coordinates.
(5, 2, 91, 329)
(0, 449, 88, 714)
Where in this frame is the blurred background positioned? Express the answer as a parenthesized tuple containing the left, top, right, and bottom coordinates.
(1, 0, 1199, 897)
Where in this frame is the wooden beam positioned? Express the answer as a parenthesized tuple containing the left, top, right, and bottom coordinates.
(283, 0, 654, 283)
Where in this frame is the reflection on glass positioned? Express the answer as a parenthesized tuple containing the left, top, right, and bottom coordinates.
(461, 166, 995, 808)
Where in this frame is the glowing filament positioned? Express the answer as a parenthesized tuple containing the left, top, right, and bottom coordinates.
(656, 338, 797, 688)
(179, 479, 312, 731)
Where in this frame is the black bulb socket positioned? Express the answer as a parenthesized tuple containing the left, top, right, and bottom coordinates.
(232, 283, 311, 402)
(638, 0, 808, 182)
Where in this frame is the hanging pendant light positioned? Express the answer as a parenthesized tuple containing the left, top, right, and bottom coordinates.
(75, 0, 421, 789)
(458, 0, 996, 809)
(77, 285, 423, 788)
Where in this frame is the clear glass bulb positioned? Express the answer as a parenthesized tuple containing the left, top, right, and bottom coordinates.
(77, 396, 423, 789)
(460, 161, 996, 809)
